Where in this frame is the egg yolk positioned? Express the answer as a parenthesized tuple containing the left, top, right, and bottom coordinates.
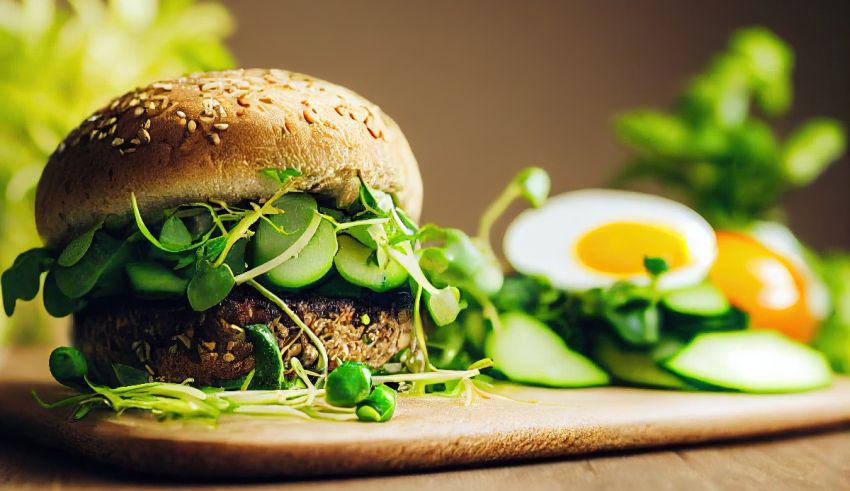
(575, 221, 689, 276)
(709, 231, 817, 342)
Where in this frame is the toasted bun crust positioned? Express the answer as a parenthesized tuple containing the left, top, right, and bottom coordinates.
(35, 69, 423, 246)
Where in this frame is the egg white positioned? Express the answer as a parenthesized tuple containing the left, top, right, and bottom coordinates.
(504, 189, 717, 291)
(747, 221, 830, 321)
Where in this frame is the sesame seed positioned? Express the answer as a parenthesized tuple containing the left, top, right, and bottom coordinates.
(146, 101, 156, 110)
(97, 131, 106, 140)
(201, 81, 221, 91)
(303, 108, 318, 124)
(125, 147, 137, 154)
(223, 353, 235, 362)
(138, 128, 151, 144)
(176, 334, 191, 349)
(111, 137, 124, 147)
(208, 133, 221, 145)
(57, 142, 66, 153)
(152, 82, 173, 91)
(179, 118, 187, 127)
(187, 120, 197, 133)
(259, 96, 272, 104)
(106, 117, 117, 125)
(133, 107, 145, 117)
(129, 98, 140, 107)
(144, 119, 151, 129)
(86, 115, 100, 122)
(213, 123, 229, 130)
(176, 110, 186, 119)
(109, 125, 117, 135)
(129, 138, 140, 146)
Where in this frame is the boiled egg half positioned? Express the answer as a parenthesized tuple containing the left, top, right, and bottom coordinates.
(504, 189, 717, 291)
(709, 222, 829, 342)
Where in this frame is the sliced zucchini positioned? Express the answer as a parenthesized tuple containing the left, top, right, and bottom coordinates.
(661, 283, 748, 334)
(125, 262, 188, 299)
(251, 193, 337, 289)
(662, 283, 730, 316)
(334, 235, 407, 292)
(664, 330, 832, 393)
(593, 332, 694, 390)
(245, 323, 283, 390)
(485, 312, 609, 387)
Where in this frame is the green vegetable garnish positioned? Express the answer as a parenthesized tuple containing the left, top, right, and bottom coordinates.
(356, 384, 397, 422)
(325, 361, 372, 407)
(48, 347, 88, 389)
(186, 261, 235, 311)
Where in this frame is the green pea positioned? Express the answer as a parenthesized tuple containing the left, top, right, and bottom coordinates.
(356, 384, 397, 422)
(49, 346, 89, 389)
(325, 361, 372, 407)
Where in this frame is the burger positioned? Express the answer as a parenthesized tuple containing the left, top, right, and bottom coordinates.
(3, 68, 466, 389)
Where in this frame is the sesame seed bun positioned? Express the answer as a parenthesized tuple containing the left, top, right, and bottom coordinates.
(35, 69, 423, 246)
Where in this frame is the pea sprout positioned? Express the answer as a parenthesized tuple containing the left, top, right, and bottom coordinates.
(477, 167, 550, 251)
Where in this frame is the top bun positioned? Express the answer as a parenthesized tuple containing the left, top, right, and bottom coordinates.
(35, 69, 423, 246)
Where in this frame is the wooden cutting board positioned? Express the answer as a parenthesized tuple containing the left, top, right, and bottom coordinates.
(2, 374, 850, 479)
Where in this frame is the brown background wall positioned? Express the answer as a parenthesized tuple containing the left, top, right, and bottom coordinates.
(221, 0, 850, 251)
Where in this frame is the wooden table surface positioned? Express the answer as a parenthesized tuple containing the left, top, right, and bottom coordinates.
(2, 347, 849, 490)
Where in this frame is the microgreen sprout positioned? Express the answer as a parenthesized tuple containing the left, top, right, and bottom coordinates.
(477, 166, 550, 251)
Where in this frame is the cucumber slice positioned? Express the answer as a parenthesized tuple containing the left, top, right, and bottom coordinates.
(251, 193, 337, 289)
(485, 312, 609, 387)
(593, 333, 694, 390)
(664, 330, 832, 393)
(661, 283, 748, 334)
(125, 262, 188, 298)
(334, 235, 408, 292)
(245, 323, 283, 390)
(662, 283, 729, 316)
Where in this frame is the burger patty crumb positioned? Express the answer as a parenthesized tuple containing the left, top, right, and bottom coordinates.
(73, 287, 412, 385)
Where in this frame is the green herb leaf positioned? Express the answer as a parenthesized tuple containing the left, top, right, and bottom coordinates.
(643, 256, 669, 277)
(359, 181, 394, 217)
(131, 193, 212, 253)
(43, 271, 85, 317)
(614, 110, 690, 157)
(1, 248, 54, 316)
(426, 286, 462, 326)
(729, 27, 793, 116)
(54, 232, 123, 299)
(57, 221, 103, 267)
(187, 261, 235, 311)
(260, 167, 302, 185)
(781, 118, 846, 186)
(112, 363, 150, 386)
(600, 283, 660, 346)
(159, 215, 193, 250)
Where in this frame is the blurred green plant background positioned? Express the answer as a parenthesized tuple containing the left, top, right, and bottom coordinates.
(0, 0, 234, 344)
(612, 27, 850, 371)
